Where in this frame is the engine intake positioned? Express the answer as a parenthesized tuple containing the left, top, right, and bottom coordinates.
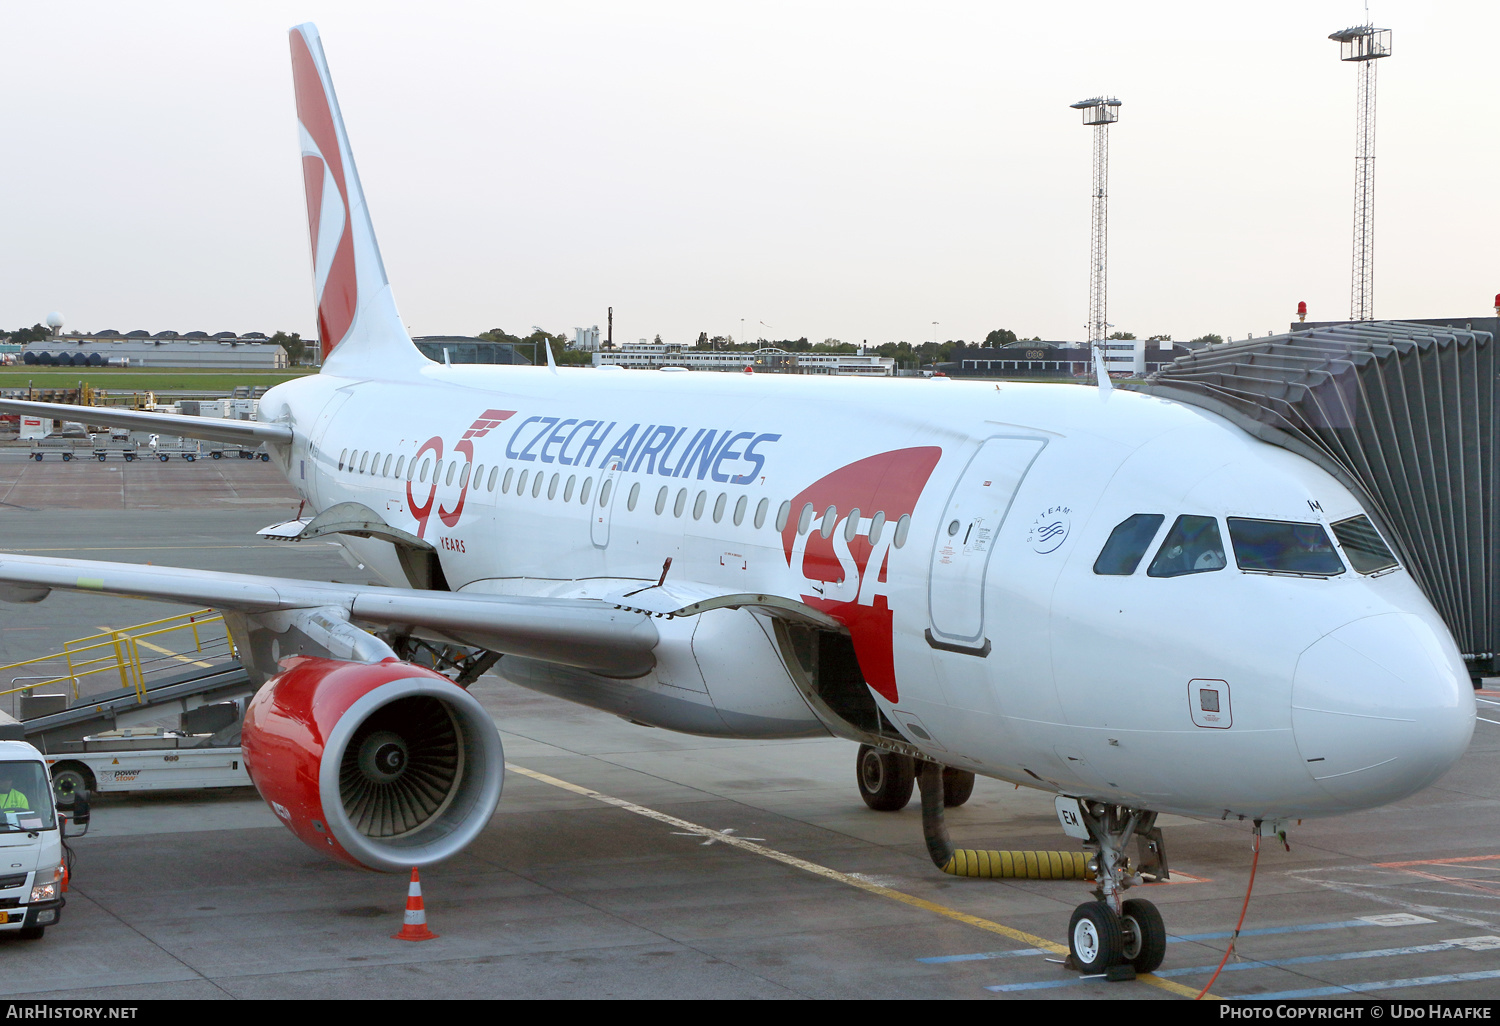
(242, 656, 503, 871)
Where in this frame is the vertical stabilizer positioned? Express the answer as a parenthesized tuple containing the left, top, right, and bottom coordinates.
(289, 24, 424, 375)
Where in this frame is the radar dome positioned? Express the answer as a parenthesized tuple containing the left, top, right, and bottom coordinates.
(45, 312, 64, 329)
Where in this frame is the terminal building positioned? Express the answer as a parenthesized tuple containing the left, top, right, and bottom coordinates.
(412, 336, 533, 365)
(594, 342, 895, 376)
(948, 338, 1191, 379)
(21, 331, 290, 369)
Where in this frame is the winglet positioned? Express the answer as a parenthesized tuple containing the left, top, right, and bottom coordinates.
(289, 24, 423, 375)
(1092, 340, 1114, 395)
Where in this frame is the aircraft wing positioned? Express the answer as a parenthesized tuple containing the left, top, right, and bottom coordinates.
(0, 398, 293, 448)
(0, 553, 657, 678)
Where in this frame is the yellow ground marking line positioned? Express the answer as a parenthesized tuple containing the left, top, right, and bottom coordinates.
(506, 762, 1208, 999)
(95, 627, 214, 670)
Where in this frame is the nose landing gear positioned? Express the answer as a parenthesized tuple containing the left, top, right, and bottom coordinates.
(1061, 800, 1169, 976)
(909, 763, 1170, 978)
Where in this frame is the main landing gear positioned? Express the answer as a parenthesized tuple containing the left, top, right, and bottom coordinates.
(1060, 800, 1169, 977)
(856, 744, 973, 811)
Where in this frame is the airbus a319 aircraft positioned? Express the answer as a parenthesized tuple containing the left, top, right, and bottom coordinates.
(0, 24, 1475, 976)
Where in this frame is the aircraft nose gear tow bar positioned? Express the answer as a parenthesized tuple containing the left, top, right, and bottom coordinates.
(914, 764, 1168, 978)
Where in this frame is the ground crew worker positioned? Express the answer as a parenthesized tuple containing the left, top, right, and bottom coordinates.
(0, 770, 31, 811)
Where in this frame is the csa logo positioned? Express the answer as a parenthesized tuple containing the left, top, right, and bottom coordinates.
(1028, 506, 1071, 554)
(781, 446, 943, 704)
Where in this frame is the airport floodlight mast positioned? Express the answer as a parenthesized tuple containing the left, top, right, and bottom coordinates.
(1329, 23, 1391, 321)
(1070, 96, 1121, 378)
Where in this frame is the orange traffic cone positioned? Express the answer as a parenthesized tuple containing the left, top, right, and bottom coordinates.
(391, 867, 438, 941)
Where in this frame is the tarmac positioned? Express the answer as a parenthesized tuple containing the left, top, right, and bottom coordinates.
(0, 450, 1498, 1000)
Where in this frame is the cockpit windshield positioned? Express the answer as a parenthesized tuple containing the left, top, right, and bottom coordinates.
(1147, 515, 1227, 578)
(0, 763, 55, 833)
(1227, 518, 1344, 577)
(1331, 515, 1399, 575)
(1094, 514, 1165, 575)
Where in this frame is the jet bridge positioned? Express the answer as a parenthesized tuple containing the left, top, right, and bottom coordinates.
(1133, 320, 1496, 679)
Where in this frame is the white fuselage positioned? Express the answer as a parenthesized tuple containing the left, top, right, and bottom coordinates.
(255, 363, 1476, 822)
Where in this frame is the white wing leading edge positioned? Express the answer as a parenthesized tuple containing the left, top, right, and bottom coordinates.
(0, 553, 657, 680)
(0, 398, 293, 448)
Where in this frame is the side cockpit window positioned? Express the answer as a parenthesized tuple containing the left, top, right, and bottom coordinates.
(1331, 515, 1399, 575)
(1227, 518, 1344, 577)
(1093, 514, 1165, 575)
(1147, 515, 1227, 578)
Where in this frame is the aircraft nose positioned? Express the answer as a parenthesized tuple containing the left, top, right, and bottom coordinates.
(1292, 612, 1474, 808)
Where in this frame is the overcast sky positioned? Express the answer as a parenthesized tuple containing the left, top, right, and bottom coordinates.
(2, 1, 1494, 347)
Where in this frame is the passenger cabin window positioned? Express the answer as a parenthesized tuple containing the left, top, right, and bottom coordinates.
(1331, 515, 1399, 575)
(893, 514, 911, 548)
(338, 449, 347, 471)
(1094, 514, 1165, 575)
(487, 466, 498, 492)
(655, 486, 668, 515)
(502, 467, 513, 493)
(627, 483, 640, 511)
(396, 456, 406, 480)
(1228, 518, 1344, 577)
(564, 475, 576, 502)
(754, 498, 769, 529)
(1147, 515, 1227, 578)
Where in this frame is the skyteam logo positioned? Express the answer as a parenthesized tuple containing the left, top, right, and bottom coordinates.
(1028, 506, 1072, 554)
(780, 447, 942, 704)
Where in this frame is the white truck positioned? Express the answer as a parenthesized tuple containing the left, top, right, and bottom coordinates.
(0, 740, 86, 940)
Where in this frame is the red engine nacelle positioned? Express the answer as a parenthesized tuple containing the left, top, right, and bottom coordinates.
(241, 656, 504, 872)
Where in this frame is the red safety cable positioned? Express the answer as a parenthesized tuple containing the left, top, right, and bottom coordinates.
(1195, 827, 1262, 1000)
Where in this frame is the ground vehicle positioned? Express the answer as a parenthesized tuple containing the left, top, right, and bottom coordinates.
(0, 740, 83, 940)
(46, 730, 248, 799)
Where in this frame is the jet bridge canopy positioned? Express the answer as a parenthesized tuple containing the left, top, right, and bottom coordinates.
(1133, 320, 1496, 677)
